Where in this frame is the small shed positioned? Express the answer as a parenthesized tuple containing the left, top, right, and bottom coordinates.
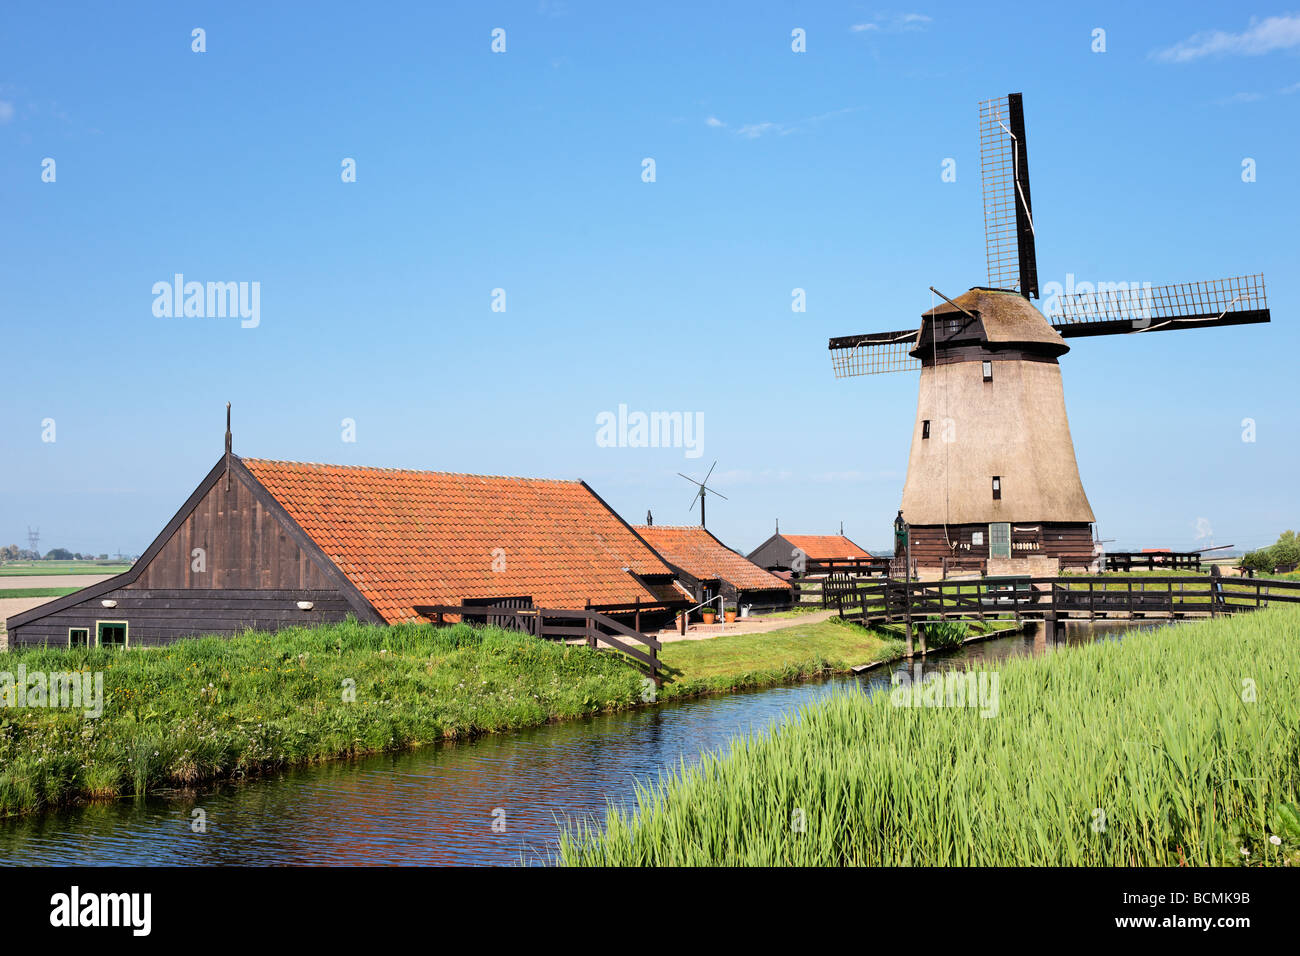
(634, 525, 793, 612)
(747, 532, 878, 576)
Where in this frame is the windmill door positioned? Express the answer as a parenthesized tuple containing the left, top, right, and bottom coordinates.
(989, 522, 1011, 559)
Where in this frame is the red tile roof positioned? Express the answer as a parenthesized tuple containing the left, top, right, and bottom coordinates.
(241, 458, 675, 623)
(635, 526, 792, 592)
(782, 534, 873, 560)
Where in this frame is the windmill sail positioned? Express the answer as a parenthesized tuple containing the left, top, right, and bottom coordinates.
(828, 329, 921, 377)
(1049, 274, 1269, 337)
(980, 93, 1038, 299)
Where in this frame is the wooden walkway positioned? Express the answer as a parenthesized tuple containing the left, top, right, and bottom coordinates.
(415, 603, 668, 682)
(827, 574, 1300, 629)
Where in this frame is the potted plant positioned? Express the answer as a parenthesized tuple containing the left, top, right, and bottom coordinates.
(724, 605, 738, 623)
(701, 608, 717, 625)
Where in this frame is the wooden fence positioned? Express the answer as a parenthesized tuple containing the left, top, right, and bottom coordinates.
(414, 603, 666, 681)
(1104, 552, 1202, 572)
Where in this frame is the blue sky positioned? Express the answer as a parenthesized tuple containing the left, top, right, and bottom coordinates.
(1, 1, 1296, 557)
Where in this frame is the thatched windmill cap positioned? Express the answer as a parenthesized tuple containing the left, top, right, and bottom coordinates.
(912, 287, 1069, 358)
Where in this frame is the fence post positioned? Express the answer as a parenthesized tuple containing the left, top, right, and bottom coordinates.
(585, 600, 596, 648)
(634, 596, 641, 635)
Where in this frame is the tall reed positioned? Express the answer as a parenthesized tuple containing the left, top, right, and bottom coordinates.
(559, 607, 1300, 866)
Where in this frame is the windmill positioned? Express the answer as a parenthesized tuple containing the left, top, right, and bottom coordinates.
(679, 461, 727, 528)
(828, 93, 1271, 573)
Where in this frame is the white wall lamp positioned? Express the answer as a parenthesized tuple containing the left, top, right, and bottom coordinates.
(297, 601, 314, 611)
(101, 599, 117, 608)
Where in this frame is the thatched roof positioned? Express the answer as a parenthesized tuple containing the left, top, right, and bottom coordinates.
(915, 288, 1069, 357)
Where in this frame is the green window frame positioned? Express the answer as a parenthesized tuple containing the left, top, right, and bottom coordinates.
(96, 620, 129, 649)
(68, 627, 90, 648)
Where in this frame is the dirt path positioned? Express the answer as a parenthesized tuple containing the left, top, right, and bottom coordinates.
(653, 609, 837, 644)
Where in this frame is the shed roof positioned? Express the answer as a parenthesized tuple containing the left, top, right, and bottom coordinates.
(241, 458, 675, 623)
(781, 534, 874, 560)
(633, 525, 792, 592)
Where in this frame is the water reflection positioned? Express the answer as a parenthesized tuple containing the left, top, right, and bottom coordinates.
(0, 620, 1163, 866)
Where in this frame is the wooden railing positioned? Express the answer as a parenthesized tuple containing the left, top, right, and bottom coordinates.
(1104, 552, 1202, 572)
(414, 604, 666, 680)
(828, 574, 1300, 626)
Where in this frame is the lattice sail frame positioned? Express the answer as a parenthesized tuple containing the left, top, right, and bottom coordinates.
(1050, 274, 1268, 334)
(979, 94, 1037, 298)
(829, 330, 921, 378)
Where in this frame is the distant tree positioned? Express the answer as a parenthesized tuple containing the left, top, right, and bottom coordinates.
(0, 544, 19, 562)
(46, 547, 74, 560)
(1272, 530, 1300, 570)
(1241, 548, 1276, 573)
(1241, 530, 1300, 574)
(96, 553, 108, 561)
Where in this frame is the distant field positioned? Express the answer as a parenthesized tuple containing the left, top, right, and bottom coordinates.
(0, 587, 80, 599)
(0, 561, 131, 577)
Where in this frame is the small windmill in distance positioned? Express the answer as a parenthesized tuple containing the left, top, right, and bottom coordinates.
(679, 461, 727, 528)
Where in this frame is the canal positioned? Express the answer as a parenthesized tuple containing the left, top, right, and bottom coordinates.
(0, 620, 1160, 866)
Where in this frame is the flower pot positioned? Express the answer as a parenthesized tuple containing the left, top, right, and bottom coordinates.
(724, 610, 737, 623)
(701, 611, 717, 624)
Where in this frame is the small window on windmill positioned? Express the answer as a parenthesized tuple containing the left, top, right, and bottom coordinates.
(971, 531, 984, 546)
(992, 476, 1002, 500)
(982, 360, 993, 382)
(943, 316, 959, 338)
(922, 420, 931, 439)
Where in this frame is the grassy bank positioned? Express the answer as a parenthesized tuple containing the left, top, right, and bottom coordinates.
(559, 606, 1300, 866)
(0, 615, 900, 817)
(0, 621, 645, 816)
(657, 617, 902, 700)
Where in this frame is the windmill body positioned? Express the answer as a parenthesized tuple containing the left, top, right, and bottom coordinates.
(829, 93, 1270, 576)
(899, 288, 1094, 570)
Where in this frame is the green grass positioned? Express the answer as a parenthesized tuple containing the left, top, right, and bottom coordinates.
(0, 561, 131, 577)
(0, 614, 908, 817)
(559, 605, 1300, 866)
(753, 607, 829, 620)
(656, 617, 903, 701)
(0, 619, 645, 816)
(0, 587, 80, 599)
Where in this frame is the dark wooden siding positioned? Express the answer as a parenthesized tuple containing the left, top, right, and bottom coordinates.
(8, 465, 365, 648)
(132, 472, 332, 590)
(909, 522, 1093, 567)
(747, 535, 797, 571)
(10, 588, 355, 648)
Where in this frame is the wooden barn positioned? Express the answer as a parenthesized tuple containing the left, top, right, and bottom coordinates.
(746, 532, 882, 576)
(5, 453, 687, 648)
(633, 525, 793, 612)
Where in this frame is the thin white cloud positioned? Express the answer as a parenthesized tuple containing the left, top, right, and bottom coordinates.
(707, 106, 860, 139)
(0, 101, 14, 124)
(851, 13, 932, 34)
(1153, 13, 1300, 62)
(1281, 80, 1300, 93)
(1212, 91, 1265, 104)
